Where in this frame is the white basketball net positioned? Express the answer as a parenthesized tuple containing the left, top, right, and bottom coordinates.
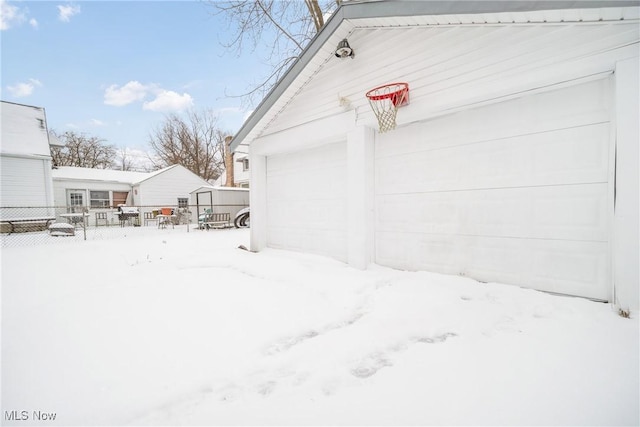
(366, 83, 409, 133)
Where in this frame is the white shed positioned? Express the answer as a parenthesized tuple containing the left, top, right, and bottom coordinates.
(0, 101, 57, 227)
(231, 1, 639, 311)
(189, 186, 250, 219)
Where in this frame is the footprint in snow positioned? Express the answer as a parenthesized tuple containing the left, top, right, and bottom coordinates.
(413, 332, 457, 344)
(350, 333, 457, 378)
(351, 352, 393, 378)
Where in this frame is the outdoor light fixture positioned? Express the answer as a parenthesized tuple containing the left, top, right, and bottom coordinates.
(335, 39, 354, 59)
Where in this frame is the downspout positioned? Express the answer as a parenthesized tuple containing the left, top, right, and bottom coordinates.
(128, 185, 135, 206)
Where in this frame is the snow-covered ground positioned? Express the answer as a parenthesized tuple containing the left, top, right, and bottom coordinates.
(1, 227, 638, 426)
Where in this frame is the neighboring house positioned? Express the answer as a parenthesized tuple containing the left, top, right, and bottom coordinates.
(52, 164, 210, 225)
(234, 154, 250, 188)
(230, 1, 639, 311)
(213, 154, 251, 188)
(0, 101, 60, 230)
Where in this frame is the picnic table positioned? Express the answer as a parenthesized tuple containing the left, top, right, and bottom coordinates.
(1, 217, 55, 234)
(60, 212, 89, 228)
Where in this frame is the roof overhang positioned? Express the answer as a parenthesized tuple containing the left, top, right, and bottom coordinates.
(230, 0, 639, 152)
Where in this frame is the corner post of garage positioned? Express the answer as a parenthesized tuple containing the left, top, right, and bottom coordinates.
(347, 125, 375, 269)
(613, 56, 639, 312)
(250, 151, 268, 252)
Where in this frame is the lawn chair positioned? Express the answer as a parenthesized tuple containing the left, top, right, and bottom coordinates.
(198, 209, 212, 229)
(158, 207, 174, 229)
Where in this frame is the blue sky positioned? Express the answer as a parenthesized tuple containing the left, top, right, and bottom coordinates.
(1, 0, 271, 163)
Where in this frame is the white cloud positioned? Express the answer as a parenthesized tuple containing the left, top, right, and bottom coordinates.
(29, 18, 37, 28)
(90, 119, 106, 126)
(1, 0, 26, 30)
(6, 78, 42, 97)
(143, 90, 193, 112)
(104, 81, 151, 106)
(57, 3, 80, 23)
(104, 80, 194, 113)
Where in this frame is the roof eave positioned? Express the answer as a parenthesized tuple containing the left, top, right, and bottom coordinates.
(229, 4, 347, 152)
(229, 0, 640, 151)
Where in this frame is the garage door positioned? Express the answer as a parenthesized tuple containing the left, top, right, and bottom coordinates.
(375, 77, 613, 300)
(267, 141, 348, 262)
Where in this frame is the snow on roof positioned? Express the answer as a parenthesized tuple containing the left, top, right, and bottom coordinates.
(51, 165, 197, 185)
(52, 166, 152, 184)
(190, 185, 250, 194)
(48, 131, 65, 147)
(133, 164, 179, 184)
(1, 101, 52, 157)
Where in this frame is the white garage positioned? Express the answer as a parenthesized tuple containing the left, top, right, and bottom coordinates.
(375, 78, 613, 300)
(233, 1, 639, 311)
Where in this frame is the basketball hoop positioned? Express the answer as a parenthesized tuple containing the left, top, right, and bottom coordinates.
(366, 82, 409, 133)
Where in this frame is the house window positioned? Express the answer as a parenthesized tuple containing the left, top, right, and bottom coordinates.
(90, 191, 110, 208)
(178, 198, 188, 208)
(113, 191, 128, 207)
(242, 158, 249, 171)
(68, 190, 84, 208)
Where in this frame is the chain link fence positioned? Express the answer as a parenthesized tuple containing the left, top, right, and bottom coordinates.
(0, 203, 248, 248)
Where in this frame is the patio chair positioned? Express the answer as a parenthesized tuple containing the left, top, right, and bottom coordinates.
(158, 207, 174, 229)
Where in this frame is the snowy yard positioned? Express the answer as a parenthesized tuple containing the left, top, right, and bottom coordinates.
(1, 227, 638, 426)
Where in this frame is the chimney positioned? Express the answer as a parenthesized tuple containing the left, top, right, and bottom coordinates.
(224, 135, 235, 187)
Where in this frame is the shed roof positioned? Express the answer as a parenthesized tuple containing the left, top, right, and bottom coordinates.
(190, 185, 250, 194)
(230, 0, 640, 151)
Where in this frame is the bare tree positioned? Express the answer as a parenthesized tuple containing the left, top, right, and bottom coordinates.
(148, 109, 227, 181)
(114, 148, 135, 171)
(207, 0, 340, 105)
(50, 130, 116, 169)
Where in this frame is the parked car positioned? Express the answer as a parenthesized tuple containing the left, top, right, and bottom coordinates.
(234, 207, 250, 228)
